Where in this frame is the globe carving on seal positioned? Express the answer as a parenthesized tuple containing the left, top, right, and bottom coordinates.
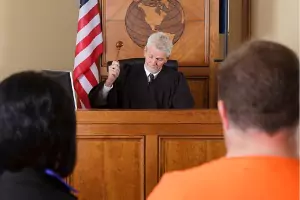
(125, 0, 185, 47)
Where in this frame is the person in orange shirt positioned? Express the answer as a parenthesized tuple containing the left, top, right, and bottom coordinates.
(147, 40, 299, 200)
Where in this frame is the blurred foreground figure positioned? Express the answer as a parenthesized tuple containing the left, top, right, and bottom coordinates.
(147, 40, 299, 200)
(0, 71, 77, 200)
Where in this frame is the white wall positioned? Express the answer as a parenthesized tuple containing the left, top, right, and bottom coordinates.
(251, 0, 299, 54)
(0, 0, 78, 80)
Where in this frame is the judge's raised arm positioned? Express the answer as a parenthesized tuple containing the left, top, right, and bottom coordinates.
(88, 32, 194, 109)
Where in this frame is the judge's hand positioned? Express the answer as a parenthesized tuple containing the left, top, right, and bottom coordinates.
(105, 61, 120, 87)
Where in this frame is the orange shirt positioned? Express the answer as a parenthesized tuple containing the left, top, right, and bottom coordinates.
(147, 156, 299, 200)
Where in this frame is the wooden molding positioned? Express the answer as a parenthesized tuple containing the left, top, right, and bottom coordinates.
(242, 0, 251, 40)
(76, 109, 220, 124)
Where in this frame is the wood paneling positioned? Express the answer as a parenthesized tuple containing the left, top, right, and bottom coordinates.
(76, 110, 221, 124)
(72, 136, 144, 200)
(187, 77, 209, 108)
(242, 0, 251, 41)
(105, 0, 132, 20)
(71, 110, 225, 200)
(206, 140, 227, 160)
(170, 21, 207, 66)
(180, 0, 205, 20)
(228, 0, 252, 52)
(145, 135, 158, 197)
(105, 21, 144, 62)
(159, 137, 207, 174)
(209, 0, 221, 108)
(101, 0, 212, 66)
(159, 137, 225, 175)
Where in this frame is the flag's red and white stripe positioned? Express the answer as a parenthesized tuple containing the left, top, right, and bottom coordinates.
(73, 0, 103, 109)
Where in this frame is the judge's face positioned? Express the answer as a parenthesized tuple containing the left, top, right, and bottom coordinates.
(144, 45, 167, 74)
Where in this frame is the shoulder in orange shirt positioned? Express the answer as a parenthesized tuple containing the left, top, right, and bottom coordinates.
(147, 156, 299, 200)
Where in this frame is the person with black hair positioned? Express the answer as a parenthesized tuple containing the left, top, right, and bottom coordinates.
(0, 71, 77, 200)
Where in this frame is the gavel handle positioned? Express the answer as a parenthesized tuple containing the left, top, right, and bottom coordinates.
(115, 49, 120, 61)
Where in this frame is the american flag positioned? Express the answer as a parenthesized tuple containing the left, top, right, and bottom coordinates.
(73, 0, 103, 109)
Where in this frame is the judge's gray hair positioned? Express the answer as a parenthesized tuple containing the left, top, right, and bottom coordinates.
(146, 32, 173, 57)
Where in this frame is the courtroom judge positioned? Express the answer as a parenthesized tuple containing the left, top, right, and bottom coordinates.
(89, 32, 194, 109)
(147, 41, 299, 200)
(0, 72, 77, 200)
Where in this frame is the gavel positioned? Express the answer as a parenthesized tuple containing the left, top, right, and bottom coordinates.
(110, 41, 123, 79)
(115, 41, 124, 60)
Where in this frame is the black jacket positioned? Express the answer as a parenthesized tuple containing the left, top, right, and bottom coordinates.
(89, 63, 194, 109)
(0, 168, 77, 200)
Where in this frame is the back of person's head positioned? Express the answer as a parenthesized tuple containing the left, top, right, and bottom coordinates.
(218, 40, 299, 135)
(146, 32, 173, 57)
(0, 71, 76, 177)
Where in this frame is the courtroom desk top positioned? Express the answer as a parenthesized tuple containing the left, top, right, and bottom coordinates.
(76, 109, 221, 124)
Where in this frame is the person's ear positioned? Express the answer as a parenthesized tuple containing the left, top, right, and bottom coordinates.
(163, 59, 168, 65)
(164, 54, 169, 63)
(218, 100, 229, 131)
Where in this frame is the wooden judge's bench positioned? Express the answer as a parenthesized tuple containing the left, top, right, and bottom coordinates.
(68, 110, 226, 200)
(66, 0, 251, 198)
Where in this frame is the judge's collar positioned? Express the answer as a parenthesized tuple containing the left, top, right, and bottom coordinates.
(144, 65, 161, 78)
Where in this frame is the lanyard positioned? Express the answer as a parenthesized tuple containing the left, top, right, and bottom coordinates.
(45, 169, 78, 194)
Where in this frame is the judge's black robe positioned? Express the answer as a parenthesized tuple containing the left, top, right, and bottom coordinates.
(88, 63, 194, 109)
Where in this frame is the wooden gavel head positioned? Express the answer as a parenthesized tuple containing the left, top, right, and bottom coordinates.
(116, 41, 124, 50)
